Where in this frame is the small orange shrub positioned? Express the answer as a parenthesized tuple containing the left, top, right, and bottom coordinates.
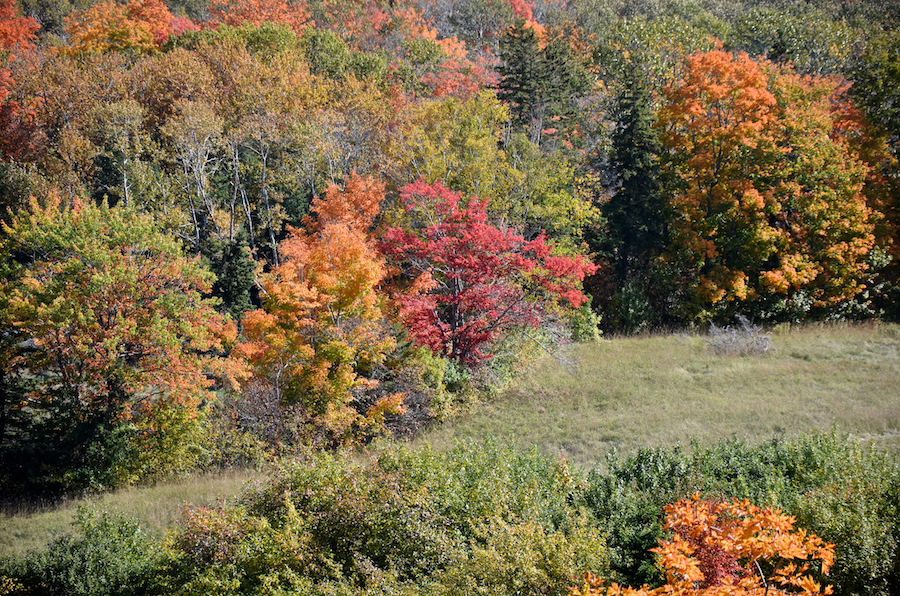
(572, 494, 834, 596)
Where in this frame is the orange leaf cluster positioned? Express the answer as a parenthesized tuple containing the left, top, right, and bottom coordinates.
(0, 0, 38, 53)
(64, 0, 181, 55)
(208, 0, 310, 34)
(572, 494, 834, 596)
(235, 173, 397, 444)
(304, 170, 383, 235)
(0, 0, 38, 104)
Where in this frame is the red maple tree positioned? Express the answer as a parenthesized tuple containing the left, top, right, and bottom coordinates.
(380, 179, 595, 365)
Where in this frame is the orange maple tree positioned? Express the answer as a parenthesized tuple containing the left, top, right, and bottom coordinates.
(0, 0, 37, 104)
(657, 49, 877, 321)
(208, 0, 310, 34)
(572, 494, 835, 596)
(63, 0, 185, 55)
(235, 173, 400, 446)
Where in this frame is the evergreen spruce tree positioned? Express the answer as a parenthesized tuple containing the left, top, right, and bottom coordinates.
(498, 21, 589, 144)
(205, 236, 257, 323)
(605, 66, 664, 280)
(540, 35, 589, 134)
(601, 66, 667, 332)
(498, 20, 542, 132)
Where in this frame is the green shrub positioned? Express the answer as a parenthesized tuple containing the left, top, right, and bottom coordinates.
(300, 29, 351, 79)
(432, 514, 607, 596)
(1, 507, 161, 596)
(160, 441, 610, 595)
(0, 409, 142, 499)
(378, 441, 586, 536)
(569, 304, 602, 342)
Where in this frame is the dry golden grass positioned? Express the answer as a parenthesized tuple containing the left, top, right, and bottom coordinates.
(417, 322, 900, 470)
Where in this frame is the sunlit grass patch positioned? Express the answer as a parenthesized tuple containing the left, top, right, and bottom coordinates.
(417, 322, 900, 469)
(0, 468, 257, 558)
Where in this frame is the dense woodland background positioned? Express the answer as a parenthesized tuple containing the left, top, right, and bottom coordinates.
(1, 1, 900, 593)
(2, 0, 900, 492)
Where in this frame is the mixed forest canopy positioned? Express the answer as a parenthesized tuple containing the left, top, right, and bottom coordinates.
(1, 0, 900, 496)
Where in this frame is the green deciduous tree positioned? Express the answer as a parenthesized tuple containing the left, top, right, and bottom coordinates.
(0, 195, 242, 494)
(730, 7, 861, 75)
(598, 15, 716, 93)
(447, 0, 515, 49)
(386, 91, 598, 248)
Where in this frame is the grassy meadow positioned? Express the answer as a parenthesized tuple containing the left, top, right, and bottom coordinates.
(3, 322, 898, 560)
(0, 469, 255, 558)
(418, 322, 900, 469)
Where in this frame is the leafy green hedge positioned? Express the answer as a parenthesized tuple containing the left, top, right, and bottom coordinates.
(1, 507, 162, 596)
(3, 434, 898, 596)
(158, 441, 607, 596)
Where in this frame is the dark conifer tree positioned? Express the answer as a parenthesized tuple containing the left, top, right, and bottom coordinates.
(598, 66, 667, 332)
(604, 65, 665, 282)
(540, 35, 590, 137)
(497, 20, 542, 132)
(498, 20, 589, 144)
(205, 236, 257, 323)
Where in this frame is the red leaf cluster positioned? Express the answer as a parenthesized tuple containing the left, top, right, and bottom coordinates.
(381, 179, 594, 365)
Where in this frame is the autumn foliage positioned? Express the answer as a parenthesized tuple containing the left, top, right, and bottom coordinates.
(572, 494, 835, 596)
(0, 0, 37, 105)
(64, 0, 190, 55)
(1, 196, 239, 408)
(380, 179, 596, 365)
(658, 50, 877, 321)
(235, 173, 400, 446)
(208, 0, 310, 34)
(0, 196, 242, 485)
(0, 0, 898, 494)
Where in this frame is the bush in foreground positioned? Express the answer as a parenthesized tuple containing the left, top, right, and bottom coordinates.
(1, 507, 161, 596)
(160, 440, 608, 595)
(573, 494, 835, 596)
(586, 432, 900, 596)
(2, 434, 898, 596)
